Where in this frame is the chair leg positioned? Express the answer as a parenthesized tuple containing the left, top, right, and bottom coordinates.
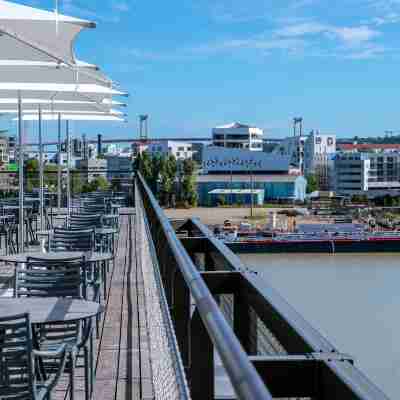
(84, 347, 90, 400)
(69, 354, 75, 400)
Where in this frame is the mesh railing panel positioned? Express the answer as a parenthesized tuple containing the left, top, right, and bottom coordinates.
(136, 194, 191, 400)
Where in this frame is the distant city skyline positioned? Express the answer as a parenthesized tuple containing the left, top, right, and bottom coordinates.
(2, 0, 400, 140)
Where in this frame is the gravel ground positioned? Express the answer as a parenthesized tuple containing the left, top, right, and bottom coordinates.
(165, 206, 298, 226)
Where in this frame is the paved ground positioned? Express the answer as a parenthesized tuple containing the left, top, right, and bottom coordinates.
(0, 212, 153, 400)
(165, 206, 301, 226)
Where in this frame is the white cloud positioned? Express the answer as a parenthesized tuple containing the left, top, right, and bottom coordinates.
(111, 1, 130, 12)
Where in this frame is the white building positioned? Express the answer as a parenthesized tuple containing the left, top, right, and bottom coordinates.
(147, 140, 194, 160)
(273, 136, 307, 172)
(304, 131, 336, 190)
(212, 122, 263, 151)
(202, 146, 291, 174)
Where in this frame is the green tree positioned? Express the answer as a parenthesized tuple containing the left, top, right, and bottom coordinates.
(181, 159, 197, 207)
(159, 155, 177, 206)
(89, 176, 109, 192)
(138, 152, 152, 183)
(306, 174, 319, 194)
(149, 155, 162, 195)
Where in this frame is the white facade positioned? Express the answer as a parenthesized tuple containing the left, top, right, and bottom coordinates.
(202, 146, 291, 174)
(212, 122, 263, 151)
(273, 136, 307, 172)
(147, 140, 194, 160)
(304, 131, 336, 190)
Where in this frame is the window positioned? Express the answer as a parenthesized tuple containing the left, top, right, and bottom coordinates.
(178, 147, 185, 151)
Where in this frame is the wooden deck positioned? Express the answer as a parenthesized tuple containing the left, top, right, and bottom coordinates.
(0, 212, 154, 400)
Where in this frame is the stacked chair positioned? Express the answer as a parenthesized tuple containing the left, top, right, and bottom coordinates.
(0, 313, 68, 400)
(14, 256, 100, 400)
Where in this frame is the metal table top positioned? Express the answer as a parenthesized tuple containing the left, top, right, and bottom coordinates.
(0, 298, 103, 324)
(37, 228, 118, 236)
(0, 251, 113, 264)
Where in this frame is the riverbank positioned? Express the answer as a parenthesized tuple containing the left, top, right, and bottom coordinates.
(165, 206, 298, 226)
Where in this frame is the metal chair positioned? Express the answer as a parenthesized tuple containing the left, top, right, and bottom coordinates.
(14, 258, 98, 400)
(50, 228, 97, 252)
(0, 313, 68, 400)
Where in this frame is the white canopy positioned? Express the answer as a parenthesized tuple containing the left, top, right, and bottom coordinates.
(0, 60, 113, 86)
(17, 114, 126, 122)
(0, 0, 95, 65)
(0, 83, 127, 104)
(2, 108, 124, 115)
(0, 98, 125, 106)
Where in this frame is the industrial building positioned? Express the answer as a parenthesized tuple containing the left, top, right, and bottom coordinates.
(202, 146, 292, 174)
(197, 174, 307, 205)
(147, 140, 194, 161)
(212, 122, 263, 151)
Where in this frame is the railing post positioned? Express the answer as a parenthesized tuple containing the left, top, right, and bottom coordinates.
(172, 269, 190, 367)
(190, 309, 214, 400)
(234, 292, 258, 355)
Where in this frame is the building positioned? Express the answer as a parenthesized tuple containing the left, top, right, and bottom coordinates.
(335, 150, 400, 197)
(197, 174, 307, 205)
(202, 146, 291, 174)
(304, 131, 336, 190)
(212, 122, 263, 151)
(335, 153, 370, 195)
(106, 155, 133, 183)
(337, 143, 400, 153)
(273, 136, 307, 172)
(76, 158, 107, 183)
(147, 140, 194, 161)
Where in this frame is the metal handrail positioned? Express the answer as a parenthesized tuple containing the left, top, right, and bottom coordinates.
(136, 171, 391, 399)
(136, 172, 273, 400)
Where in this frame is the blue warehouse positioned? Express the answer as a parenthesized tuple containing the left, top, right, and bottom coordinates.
(197, 174, 307, 206)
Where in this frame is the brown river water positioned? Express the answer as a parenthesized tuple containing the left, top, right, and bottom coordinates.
(239, 253, 400, 399)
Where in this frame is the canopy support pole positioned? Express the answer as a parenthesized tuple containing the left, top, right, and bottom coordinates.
(66, 120, 71, 225)
(18, 91, 24, 252)
(57, 113, 62, 211)
(38, 105, 44, 231)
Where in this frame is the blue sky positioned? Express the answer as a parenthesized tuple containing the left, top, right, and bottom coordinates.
(4, 0, 400, 141)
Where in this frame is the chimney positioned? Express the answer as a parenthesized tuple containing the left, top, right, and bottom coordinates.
(97, 134, 102, 156)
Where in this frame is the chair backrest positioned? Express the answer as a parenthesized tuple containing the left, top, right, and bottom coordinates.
(69, 214, 102, 230)
(0, 313, 34, 400)
(15, 258, 83, 299)
(50, 228, 95, 252)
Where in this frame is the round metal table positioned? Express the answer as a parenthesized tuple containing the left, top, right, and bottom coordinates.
(0, 298, 103, 324)
(0, 251, 113, 264)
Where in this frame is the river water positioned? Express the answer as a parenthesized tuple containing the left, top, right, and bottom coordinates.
(239, 253, 400, 399)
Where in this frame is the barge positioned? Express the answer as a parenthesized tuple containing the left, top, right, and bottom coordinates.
(222, 232, 400, 253)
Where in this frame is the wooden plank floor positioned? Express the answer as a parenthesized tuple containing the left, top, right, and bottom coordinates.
(71, 213, 153, 400)
(0, 212, 154, 400)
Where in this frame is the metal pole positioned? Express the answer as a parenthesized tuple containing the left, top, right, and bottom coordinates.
(57, 113, 62, 211)
(250, 161, 254, 218)
(18, 92, 24, 252)
(66, 120, 71, 223)
(38, 105, 44, 231)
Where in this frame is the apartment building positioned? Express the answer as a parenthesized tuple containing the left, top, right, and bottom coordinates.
(212, 122, 263, 151)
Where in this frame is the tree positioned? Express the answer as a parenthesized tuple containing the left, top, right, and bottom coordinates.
(159, 155, 177, 206)
(149, 155, 162, 195)
(306, 174, 319, 194)
(181, 159, 197, 207)
(138, 152, 152, 183)
(89, 176, 109, 192)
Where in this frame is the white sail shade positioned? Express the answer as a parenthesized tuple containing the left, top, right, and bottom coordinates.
(0, 0, 95, 65)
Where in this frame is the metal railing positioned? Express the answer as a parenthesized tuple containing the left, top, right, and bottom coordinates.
(135, 172, 390, 400)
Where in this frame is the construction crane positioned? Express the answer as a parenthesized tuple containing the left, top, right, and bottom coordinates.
(293, 117, 303, 137)
(139, 114, 149, 142)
